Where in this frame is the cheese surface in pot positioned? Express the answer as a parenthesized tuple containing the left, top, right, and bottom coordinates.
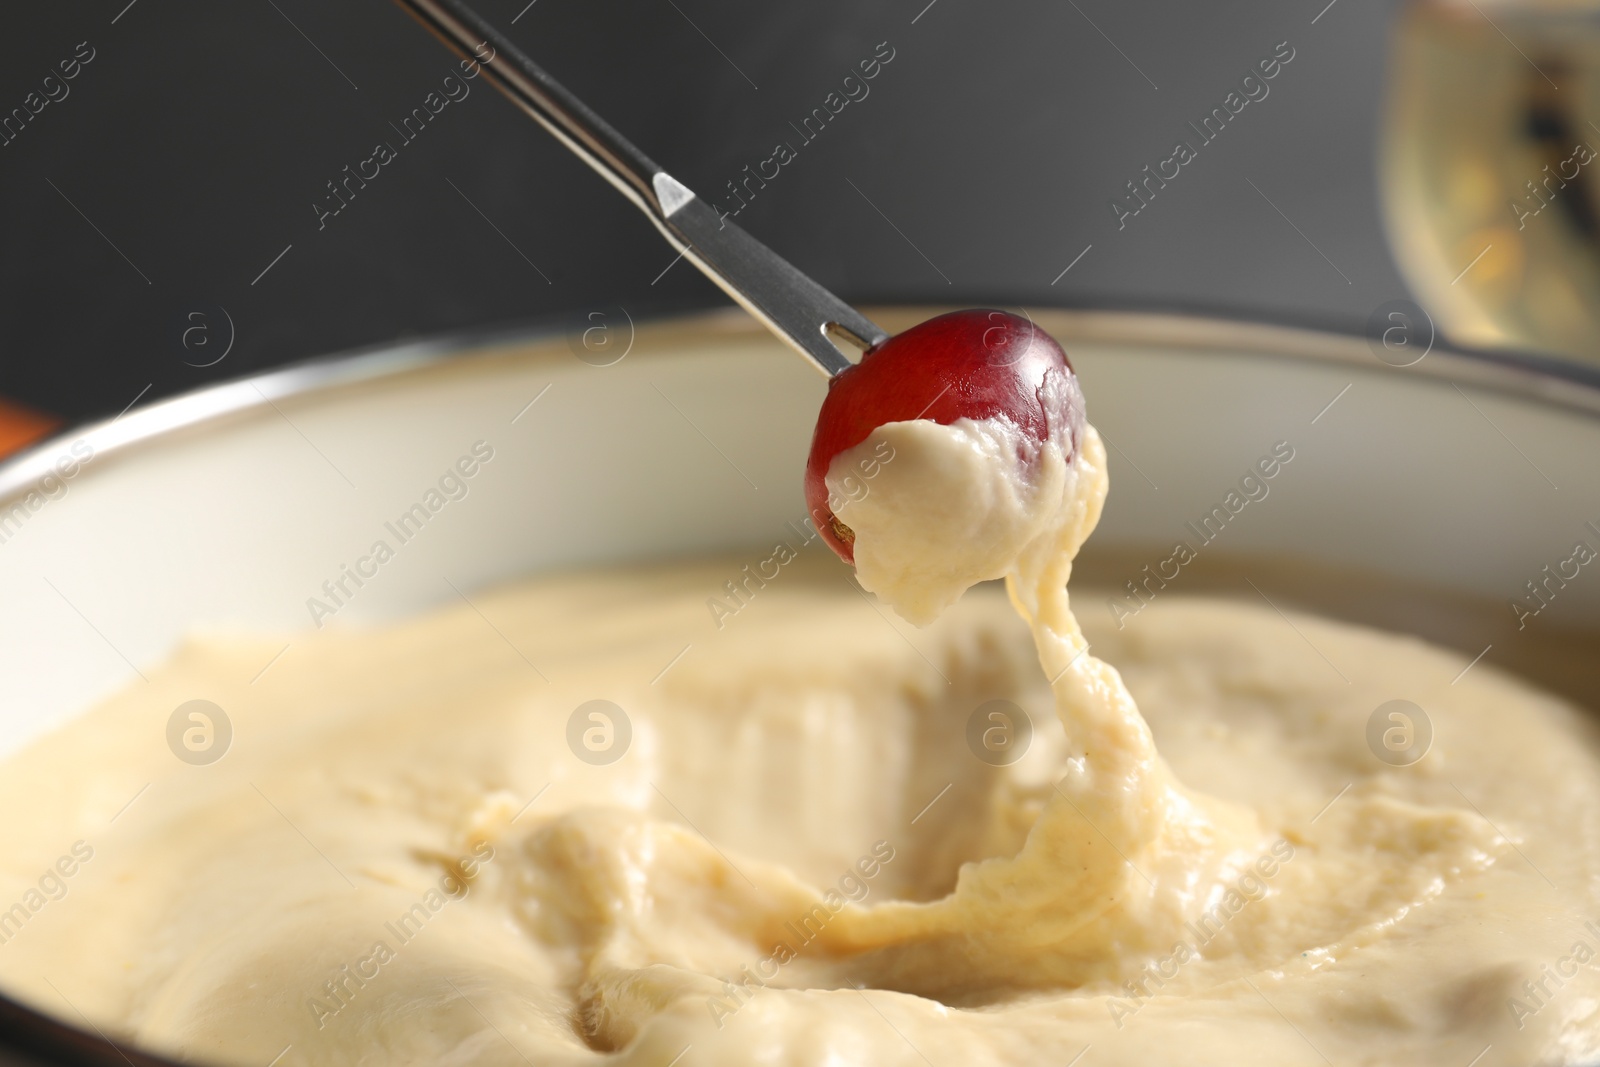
(0, 420, 1594, 1066)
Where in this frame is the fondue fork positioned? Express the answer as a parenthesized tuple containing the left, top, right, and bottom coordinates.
(390, 0, 887, 377)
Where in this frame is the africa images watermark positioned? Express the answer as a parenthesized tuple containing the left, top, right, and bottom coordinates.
(1, 40, 96, 149)
(1110, 40, 1297, 230)
(1508, 920, 1600, 1031)
(0, 438, 96, 547)
(1106, 441, 1296, 629)
(706, 439, 895, 629)
(305, 441, 495, 627)
(1511, 141, 1597, 231)
(0, 841, 95, 949)
(1107, 837, 1295, 1028)
(307, 839, 495, 1029)
(312, 43, 494, 230)
(1511, 518, 1599, 631)
(710, 41, 897, 224)
(706, 841, 897, 1029)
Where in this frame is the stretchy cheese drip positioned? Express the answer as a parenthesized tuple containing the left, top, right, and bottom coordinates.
(823, 414, 1272, 990)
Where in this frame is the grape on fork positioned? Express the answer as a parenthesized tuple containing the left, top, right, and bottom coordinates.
(392, 0, 1084, 565)
(804, 310, 1083, 563)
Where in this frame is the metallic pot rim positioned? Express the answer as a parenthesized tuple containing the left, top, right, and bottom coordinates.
(4, 304, 1600, 509)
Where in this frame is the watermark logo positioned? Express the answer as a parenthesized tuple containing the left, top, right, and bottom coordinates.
(566, 305, 634, 367)
(167, 699, 232, 765)
(1365, 299, 1435, 367)
(176, 302, 235, 368)
(567, 700, 630, 765)
(980, 307, 1046, 368)
(966, 699, 1033, 766)
(1365, 699, 1431, 767)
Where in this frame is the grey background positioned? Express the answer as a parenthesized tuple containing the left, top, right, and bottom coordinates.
(0, 0, 1412, 421)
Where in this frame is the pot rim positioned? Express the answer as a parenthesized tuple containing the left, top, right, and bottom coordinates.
(4, 305, 1600, 511)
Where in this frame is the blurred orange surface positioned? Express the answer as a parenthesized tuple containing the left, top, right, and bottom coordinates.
(0, 397, 59, 461)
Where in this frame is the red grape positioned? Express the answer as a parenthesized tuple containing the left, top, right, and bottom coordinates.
(805, 309, 1084, 564)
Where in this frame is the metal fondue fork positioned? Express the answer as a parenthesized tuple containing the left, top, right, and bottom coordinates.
(390, 0, 888, 377)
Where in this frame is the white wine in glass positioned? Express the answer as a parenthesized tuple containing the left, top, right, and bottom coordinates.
(1382, 0, 1600, 361)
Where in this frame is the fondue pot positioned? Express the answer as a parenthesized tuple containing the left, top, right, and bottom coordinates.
(0, 307, 1597, 1065)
